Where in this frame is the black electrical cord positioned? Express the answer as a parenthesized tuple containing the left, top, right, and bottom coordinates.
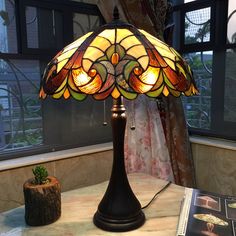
(141, 181, 172, 209)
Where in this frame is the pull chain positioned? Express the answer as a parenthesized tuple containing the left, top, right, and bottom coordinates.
(130, 101, 135, 130)
(103, 100, 108, 126)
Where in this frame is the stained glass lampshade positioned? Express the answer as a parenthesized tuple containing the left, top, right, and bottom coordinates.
(40, 7, 198, 232)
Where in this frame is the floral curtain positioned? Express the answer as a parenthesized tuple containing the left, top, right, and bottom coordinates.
(97, 0, 196, 187)
(124, 96, 174, 181)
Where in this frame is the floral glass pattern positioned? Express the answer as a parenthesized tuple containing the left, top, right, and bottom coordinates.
(40, 21, 198, 100)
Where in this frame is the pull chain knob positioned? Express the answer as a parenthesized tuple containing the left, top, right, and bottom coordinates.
(103, 100, 108, 126)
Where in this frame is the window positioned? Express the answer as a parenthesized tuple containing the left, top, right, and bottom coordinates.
(173, 0, 236, 140)
(0, 0, 111, 160)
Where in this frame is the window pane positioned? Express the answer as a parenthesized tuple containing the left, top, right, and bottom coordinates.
(43, 97, 112, 148)
(0, 59, 42, 151)
(185, 7, 211, 44)
(73, 13, 100, 39)
(227, 0, 236, 44)
(185, 0, 197, 2)
(0, 0, 17, 53)
(182, 51, 212, 129)
(224, 49, 236, 122)
(26, 6, 63, 49)
(25, 6, 39, 48)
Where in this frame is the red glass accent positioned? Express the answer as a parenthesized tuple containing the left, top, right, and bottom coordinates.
(111, 53, 119, 65)
(133, 67, 143, 75)
(93, 85, 115, 100)
(88, 69, 97, 77)
(99, 74, 115, 93)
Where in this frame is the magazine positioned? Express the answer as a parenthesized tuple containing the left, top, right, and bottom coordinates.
(176, 188, 236, 236)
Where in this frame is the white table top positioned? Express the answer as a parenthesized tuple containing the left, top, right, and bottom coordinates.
(0, 173, 185, 235)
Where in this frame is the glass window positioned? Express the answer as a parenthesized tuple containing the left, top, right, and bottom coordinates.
(43, 97, 112, 148)
(25, 6, 39, 48)
(227, 0, 236, 44)
(0, 0, 109, 159)
(185, 7, 211, 44)
(73, 12, 100, 39)
(182, 51, 212, 129)
(0, 0, 17, 53)
(26, 6, 63, 49)
(224, 49, 236, 122)
(174, 0, 236, 139)
(0, 59, 42, 151)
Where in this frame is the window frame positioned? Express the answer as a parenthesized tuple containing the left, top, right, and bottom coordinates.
(0, 0, 107, 160)
(173, 0, 236, 140)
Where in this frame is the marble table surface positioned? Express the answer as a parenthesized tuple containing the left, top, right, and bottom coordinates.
(0, 173, 185, 235)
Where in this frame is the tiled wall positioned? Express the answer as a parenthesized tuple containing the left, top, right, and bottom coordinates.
(0, 150, 113, 213)
(1, 140, 236, 213)
(192, 143, 236, 195)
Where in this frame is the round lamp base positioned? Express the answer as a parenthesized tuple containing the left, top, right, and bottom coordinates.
(93, 210, 145, 232)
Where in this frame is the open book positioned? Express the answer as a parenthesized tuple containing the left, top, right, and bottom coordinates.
(177, 188, 236, 236)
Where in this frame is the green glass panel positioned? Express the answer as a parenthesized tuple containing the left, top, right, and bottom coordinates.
(118, 86, 137, 100)
(52, 87, 65, 99)
(97, 55, 108, 61)
(116, 44, 125, 58)
(93, 63, 107, 81)
(69, 89, 87, 100)
(124, 60, 139, 81)
(116, 74, 130, 90)
(116, 60, 129, 75)
(106, 45, 115, 60)
(146, 84, 164, 97)
(163, 73, 175, 89)
(169, 88, 181, 97)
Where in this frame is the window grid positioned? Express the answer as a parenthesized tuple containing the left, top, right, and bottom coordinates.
(0, 0, 109, 160)
(173, 0, 236, 140)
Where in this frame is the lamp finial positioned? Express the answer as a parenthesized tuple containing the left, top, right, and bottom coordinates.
(113, 6, 119, 20)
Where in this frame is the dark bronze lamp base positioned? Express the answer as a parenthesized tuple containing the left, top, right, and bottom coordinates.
(93, 210, 145, 232)
(93, 97, 145, 232)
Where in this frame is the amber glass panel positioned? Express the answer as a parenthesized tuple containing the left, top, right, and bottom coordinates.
(116, 29, 133, 43)
(120, 35, 141, 49)
(83, 47, 104, 63)
(138, 56, 149, 70)
(127, 45, 146, 59)
(57, 48, 77, 73)
(98, 29, 115, 44)
(64, 32, 92, 53)
(90, 36, 111, 49)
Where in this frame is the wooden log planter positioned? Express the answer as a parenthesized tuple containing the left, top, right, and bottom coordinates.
(23, 176, 61, 226)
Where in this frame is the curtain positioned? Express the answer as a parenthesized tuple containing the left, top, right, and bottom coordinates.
(97, 0, 195, 187)
(124, 96, 174, 181)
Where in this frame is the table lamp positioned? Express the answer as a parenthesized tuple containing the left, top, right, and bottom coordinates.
(40, 7, 198, 232)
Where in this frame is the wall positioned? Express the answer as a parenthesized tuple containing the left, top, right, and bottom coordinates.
(1, 136, 236, 213)
(191, 136, 236, 196)
(0, 149, 113, 213)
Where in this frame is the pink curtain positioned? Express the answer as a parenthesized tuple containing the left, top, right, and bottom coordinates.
(97, 0, 195, 187)
(124, 97, 174, 181)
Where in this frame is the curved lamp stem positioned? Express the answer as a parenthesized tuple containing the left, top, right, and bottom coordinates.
(93, 97, 145, 232)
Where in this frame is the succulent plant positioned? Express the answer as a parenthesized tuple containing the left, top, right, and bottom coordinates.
(32, 165, 49, 185)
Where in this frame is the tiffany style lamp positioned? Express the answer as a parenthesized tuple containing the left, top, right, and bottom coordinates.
(40, 7, 198, 232)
